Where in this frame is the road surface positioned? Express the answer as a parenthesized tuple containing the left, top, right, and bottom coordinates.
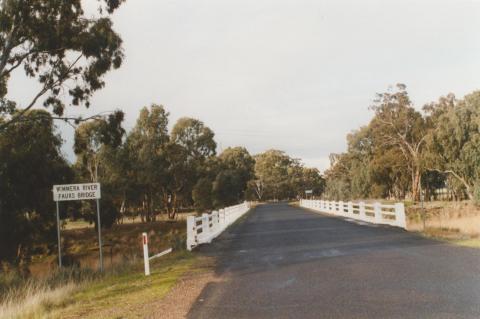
(187, 203, 480, 319)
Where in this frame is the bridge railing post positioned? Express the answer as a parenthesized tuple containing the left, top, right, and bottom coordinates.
(202, 213, 210, 242)
(348, 201, 353, 216)
(212, 210, 219, 230)
(338, 201, 344, 215)
(394, 202, 406, 229)
(359, 202, 366, 220)
(374, 202, 382, 224)
(186, 216, 195, 251)
(219, 209, 225, 225)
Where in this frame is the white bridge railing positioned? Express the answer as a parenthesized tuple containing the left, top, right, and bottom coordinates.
(300, 199, 406, 229)
(186, 201, 251, 250)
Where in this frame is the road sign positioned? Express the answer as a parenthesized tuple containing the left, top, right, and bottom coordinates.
(52, 182, 103, 272)
(305, 190, 313, 194)
(53, 183, 101, 201)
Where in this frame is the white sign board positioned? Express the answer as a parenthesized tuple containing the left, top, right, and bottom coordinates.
(305, 190, 313, 194)
(53, 183, 101, 202)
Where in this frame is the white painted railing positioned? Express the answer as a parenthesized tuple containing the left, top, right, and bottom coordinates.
(300, 199, 406, 229)
(186, 201, 251, 250)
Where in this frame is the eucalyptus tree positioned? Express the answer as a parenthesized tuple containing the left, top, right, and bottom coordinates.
(167, 117, 216, 218)
(324, 153, 352, 200)
(297, 167, 325, 198)
(253, 149, 320, 200)
(254, 150, 293, 200)
(126, 105, 170, 221)
(0, 110, 72, 267)
(73, 111, 125, 182)
(369, 84, 429, 201)
(424, 91, 480, 200)
(0, 0, 125, 131)
(213, 147, 255, 206)
(73, 110, 125, 228)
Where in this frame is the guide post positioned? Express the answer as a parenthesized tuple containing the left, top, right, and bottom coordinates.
(53, 183, 102, 271)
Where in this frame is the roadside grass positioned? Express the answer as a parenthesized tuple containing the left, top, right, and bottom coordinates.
(418, 227, 480, 249)
(0, 267, 101, 319)
(451, 238, 480, 248)
(48, 251, 197, 319)
(1, 251, 198, 319)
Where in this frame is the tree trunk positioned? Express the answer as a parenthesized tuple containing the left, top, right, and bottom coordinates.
(411, 165, 421, 202)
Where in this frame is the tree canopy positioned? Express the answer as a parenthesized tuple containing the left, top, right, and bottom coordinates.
(0, 0, 125, 131)
(325, 85, 480, 202)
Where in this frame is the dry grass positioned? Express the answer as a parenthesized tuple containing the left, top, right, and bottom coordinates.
(407, 200, 480, 236)
(0, 281, 78, 319)
(0, 267, 100, 319)
(2, 217, 193, 319)
(0, 251, 197, 319)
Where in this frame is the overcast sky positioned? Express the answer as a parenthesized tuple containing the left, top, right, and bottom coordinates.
(7, 0, 480, 171)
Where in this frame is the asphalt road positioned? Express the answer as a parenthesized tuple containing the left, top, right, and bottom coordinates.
(187, 203, 480, 319)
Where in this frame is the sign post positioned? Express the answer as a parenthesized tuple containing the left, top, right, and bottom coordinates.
(53, 183, 102, 271)
(55, 201, 62, 268)
(96, 198, 103, 272)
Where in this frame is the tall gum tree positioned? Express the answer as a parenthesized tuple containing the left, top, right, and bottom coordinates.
(369, 84, 429, 201)
(424, 92, 480, 200)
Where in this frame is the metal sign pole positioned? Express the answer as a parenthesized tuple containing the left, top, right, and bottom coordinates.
(96, 199, 104, 272)
(56, 201, 62, 268)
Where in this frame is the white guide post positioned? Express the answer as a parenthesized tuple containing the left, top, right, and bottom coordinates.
(142, 232, 150, 276)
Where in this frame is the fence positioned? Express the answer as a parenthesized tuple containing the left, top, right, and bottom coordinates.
(186, 201, 251, 250)
(300, 199, 406, 229)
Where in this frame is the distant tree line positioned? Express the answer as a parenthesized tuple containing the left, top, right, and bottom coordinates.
(0, 105, 324, 268)
(324, 84, 480, 203)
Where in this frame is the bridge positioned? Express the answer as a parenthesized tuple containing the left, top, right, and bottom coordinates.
(187, 203, 480, 318)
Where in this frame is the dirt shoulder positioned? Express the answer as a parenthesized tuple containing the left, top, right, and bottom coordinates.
(144, 256, 220, 319)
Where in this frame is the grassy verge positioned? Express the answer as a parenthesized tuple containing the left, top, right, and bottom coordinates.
(1, 251, 199, 319)
(418, 228, 480, 249)
(48, 251, 197, 319)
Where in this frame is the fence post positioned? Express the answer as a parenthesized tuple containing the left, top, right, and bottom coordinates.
(338, 201, 344, 215)
(359, 202, 366, 220)
(394, 202, 407, 229)
(219, 209, 225, 225)
(348, 201, 353, 216)
(142, 232, 150, 276)
(213, 211, 218, 227)
(186, 216, 195, 251)
(202, 213, 210, 242)
(374, 202, 382, 224)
